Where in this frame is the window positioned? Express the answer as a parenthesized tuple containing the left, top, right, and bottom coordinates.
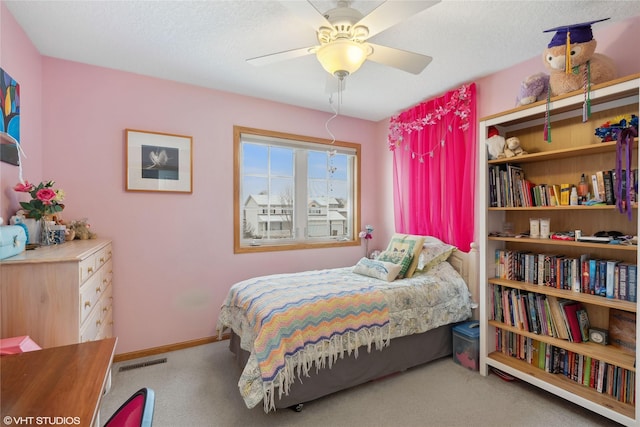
(234, 126, 361, 253)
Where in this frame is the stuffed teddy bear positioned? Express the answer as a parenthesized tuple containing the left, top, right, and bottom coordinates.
(68, 218, 97, 240)
(543, 19, 616, 97)
(516, 72, 550, 106)
(501, 137, 527, 158)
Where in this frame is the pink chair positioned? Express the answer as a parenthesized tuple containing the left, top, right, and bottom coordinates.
(103, 388, 155, 427)
(0, 336, 41, 355)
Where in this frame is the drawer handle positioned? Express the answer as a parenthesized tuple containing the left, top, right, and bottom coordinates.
(103, 307, 109, 313)
(103, 278, 108, 284)
(84, 301, 91, 308)
(87, 267, 94, 274)
(99, 257, 105, 263)
(96, 320, 102, 326)
(96, 287, 102, 293)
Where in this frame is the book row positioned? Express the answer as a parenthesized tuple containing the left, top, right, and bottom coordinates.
(495, 249, 638, 302)
(495, 329, 635, 404)
(491, 285, 589, 342)
(488, 164, 638, 208)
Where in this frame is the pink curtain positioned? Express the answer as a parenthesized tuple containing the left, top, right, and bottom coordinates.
(388, 83, 477, 251)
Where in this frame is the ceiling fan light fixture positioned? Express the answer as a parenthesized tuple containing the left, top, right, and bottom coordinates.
(316, 39, 369, 79)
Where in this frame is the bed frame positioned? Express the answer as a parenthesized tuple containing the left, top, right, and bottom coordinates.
(229, 243, 478, 410)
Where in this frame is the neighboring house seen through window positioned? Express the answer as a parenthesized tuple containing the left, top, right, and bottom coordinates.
(234, 126, 361, 253)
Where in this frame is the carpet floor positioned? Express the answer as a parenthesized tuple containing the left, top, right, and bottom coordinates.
(100, 340, 622, 427)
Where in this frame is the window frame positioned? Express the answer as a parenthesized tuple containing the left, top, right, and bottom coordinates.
(233, 125, 361, 254)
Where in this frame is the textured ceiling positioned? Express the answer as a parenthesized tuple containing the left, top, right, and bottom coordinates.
(5, 0, 640, 121)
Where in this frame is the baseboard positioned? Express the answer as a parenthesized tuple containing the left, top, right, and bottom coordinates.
(113, 334, 230, 363)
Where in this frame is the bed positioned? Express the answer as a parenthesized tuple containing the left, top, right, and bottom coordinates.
(218, 235, 478, 412)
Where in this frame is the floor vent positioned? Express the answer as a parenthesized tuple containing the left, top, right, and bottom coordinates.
(119, 357, 167, 372)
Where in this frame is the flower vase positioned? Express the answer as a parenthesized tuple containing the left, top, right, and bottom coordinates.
(22, 218, 41, 244)
(40, 217, 56, 246)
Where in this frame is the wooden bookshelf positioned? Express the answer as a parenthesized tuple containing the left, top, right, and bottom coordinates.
(479, 74, 640, 426)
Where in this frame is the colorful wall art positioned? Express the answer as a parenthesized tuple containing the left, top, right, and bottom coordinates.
(1, 67, 20, 165)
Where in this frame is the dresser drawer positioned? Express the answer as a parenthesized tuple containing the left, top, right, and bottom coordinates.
(96, 244, 112, 270)
(80, 301, 101, 343)
(79, 254, 98, 284)
(79, 273, 103, 325)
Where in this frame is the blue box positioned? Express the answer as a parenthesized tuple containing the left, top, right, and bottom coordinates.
(0, 226, 26, 260)
(453, 321, 480, 371)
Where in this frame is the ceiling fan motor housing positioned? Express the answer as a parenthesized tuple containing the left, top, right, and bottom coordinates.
(318, 5, 368, 44)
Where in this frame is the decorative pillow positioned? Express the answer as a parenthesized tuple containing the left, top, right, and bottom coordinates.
(376, 250, 413, 279)
(417, 236, 457, 272)
(353, 257, 403, 282)
(384, 234, 426, 278)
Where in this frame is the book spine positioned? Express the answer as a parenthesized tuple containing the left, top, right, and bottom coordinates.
(603, 170, 616, 205)
(628, 265, 637, 302)
(619, 264, 628, 301)
(606, 261, 619, 299)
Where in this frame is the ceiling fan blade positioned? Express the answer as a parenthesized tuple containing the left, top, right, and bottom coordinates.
(367, 43, 432, 74)
(247, 46, 316, 67)
(280, 0, 332, 31)
(356, 0, 440, 39)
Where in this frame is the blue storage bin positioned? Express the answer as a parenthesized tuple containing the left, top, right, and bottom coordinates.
(0, 226, 26, 260)
(452, 321, 480, 371)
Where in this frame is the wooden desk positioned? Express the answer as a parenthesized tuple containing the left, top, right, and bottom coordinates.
(1, 337, 117, 427)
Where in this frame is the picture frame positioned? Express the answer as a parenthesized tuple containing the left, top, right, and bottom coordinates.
(125, 129, 193, 193)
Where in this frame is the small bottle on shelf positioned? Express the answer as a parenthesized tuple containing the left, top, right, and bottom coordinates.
(578, 174, 589, 203)
(570, 187, 578, 205)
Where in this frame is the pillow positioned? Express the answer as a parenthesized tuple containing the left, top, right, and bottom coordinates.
(384, 234, 426, 278)
(353, 257, 403, 282)
(417, 236, 457, 272)
(376, 250, 413, 279)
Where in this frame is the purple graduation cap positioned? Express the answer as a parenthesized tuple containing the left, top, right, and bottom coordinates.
(544, 17, 610, 48)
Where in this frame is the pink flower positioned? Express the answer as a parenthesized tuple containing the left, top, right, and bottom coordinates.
(36, 188, 57, 205)
(14, 181, 34, 192)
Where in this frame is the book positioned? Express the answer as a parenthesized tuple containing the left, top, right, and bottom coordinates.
(596, 170, 606, 202)
(591, 174, 601, 201)
(559, 300, 583, 343)
(628, 264, 637, 302)
(597, 260, 607, 297)
(580, 254, 591, 293)
(546, 296, 570, 340)
(606, 260, 619, 299)
(560, 183, 571, 205)
(618, 263, 629, 301)
(603, 170, 616, 205)
(506, 164, 524, 207)
(589, 259, 599, 295)
(609, 309, 636, 354)
(576, 308, 590, 342)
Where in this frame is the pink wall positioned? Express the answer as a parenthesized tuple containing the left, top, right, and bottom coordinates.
(0, 3, 43, 222)
(2, 1, 639, 355)
(40, 60, 387, 353)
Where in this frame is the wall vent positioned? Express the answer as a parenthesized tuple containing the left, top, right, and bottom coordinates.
(118, 357, 167, 372)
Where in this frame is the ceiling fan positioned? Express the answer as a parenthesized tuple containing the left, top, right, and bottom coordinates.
(247, 0, 439, 81)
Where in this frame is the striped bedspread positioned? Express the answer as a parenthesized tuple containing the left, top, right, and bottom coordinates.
(220, 269, 390, 410)
(219, 262, 472, 411)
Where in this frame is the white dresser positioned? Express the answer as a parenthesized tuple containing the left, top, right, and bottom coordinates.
(0, 238, 113, 348)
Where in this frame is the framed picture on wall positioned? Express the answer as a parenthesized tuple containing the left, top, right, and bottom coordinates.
(125, 129, 193, 193)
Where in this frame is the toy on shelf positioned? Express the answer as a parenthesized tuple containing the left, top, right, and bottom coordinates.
(594, 115, 639, 142)
(542, 18, 617, 97)
(67, 218, 97, 240)
(515, 72, 549, 107)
